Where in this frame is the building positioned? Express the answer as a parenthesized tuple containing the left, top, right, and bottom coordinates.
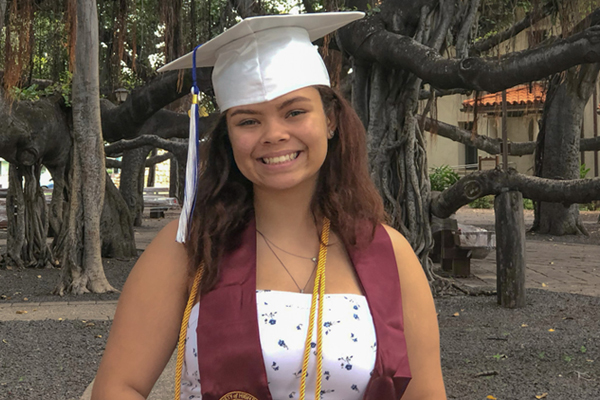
(426, 12, 600, 178)
(0, 158, 8, 188)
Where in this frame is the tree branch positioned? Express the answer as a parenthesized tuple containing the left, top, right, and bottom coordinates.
(145, 152, 173, 166)
(105, 152, 173, 169)
(455, 0, 481, 58)
(105, 158, 121, 168)
(302, 0, 315, 13)
(104, 135, 186, 156)
(421, 117, 600, 155)
(100, 67, 212, 142)
(431, 168, 600, 218)
(338, 14, 600, 92)
(427, 0, 455, 51)
(136, 109, 219, 140)
(421, 117, 535, 155)
(471, 4, 553, 54)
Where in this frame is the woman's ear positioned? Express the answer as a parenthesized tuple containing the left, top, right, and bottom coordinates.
(326, 114, 338, 138)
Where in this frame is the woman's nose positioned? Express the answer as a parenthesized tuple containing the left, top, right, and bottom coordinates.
(261, 120, 289, 144)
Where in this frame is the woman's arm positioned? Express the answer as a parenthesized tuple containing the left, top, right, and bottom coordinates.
(92, 220, 191, 399)
(383, 225, 447, 400)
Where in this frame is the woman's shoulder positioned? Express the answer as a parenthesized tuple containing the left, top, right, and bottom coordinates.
(132, 219, 190, 281)
(145, 219, 187, 257)
(379, 224, 425, 279)
(380, 224, 413, 254)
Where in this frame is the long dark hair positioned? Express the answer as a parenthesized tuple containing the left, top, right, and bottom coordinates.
(186, 86, 385, 293)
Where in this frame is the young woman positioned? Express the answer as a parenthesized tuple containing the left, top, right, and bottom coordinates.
(92, 12, 446, 400)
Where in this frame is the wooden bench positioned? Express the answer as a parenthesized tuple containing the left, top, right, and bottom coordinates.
(431, 217, 495, 277)
(149, 207, 167, 219)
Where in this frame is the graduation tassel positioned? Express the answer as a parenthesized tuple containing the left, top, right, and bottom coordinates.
(176, 45, 203, 243)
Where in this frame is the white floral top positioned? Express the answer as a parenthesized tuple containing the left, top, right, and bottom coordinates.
(181, 290, 377, 400)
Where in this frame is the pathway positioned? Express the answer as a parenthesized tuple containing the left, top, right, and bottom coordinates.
(1, 208, 599, 399)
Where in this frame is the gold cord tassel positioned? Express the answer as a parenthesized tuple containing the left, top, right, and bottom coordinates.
(174, 265, 204, 400)
(300, 218, 330, 400)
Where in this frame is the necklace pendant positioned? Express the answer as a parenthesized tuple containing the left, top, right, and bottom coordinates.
(300, 289, 304, 293)
(311, 257, 317, 263)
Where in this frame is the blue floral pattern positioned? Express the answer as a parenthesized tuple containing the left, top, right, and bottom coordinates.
(180, 291, 377, 399)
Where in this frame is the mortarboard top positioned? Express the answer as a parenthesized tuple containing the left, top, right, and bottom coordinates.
(158, 12, 365, 71)
(158, 12, 365, 111)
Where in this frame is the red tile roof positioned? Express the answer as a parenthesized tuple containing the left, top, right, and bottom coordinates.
(462, 83, 546, 110)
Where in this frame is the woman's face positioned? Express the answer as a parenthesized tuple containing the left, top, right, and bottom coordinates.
(226, 86, 335, 193)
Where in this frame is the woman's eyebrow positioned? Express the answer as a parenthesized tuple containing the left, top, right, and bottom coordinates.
(229, 108, 261, 118)
(277, 96, 311, 110)
(229, 96, 311, 118)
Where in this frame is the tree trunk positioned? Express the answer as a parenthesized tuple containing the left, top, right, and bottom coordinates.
(146, 148, 157, 187)
(4, 165, 25, 269)
(0, 0, 7, 34)
(347, 6, 439, 291)
(2, 164, 54, 269)
(22, 164, 53, 268)
(533, 64, 600, 235)
(119, 145, 150, 226)
(46, 163, 68, 239)
(101, 172, 137, 258)
(169, 155, 178, 199)
(54, 0, 115, 295)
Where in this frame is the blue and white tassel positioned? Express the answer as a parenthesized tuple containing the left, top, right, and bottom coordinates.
(176, 45, 202, 243)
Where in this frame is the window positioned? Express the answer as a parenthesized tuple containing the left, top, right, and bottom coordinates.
(459, 122, 478, 169)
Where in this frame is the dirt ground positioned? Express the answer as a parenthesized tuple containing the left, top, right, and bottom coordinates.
(0, 208, 599, 399)
(457, 208, 600, 245)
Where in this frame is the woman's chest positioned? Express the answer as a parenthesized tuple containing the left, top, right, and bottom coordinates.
(256, 239, 363, 295)
(184, 291, 377, 399)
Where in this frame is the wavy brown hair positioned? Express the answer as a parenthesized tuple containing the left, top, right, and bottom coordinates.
(186, 86, 385, 293)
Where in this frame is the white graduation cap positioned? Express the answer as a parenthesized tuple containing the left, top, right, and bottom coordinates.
(158, 11, 365, 111)
(159, 12, 365, 242)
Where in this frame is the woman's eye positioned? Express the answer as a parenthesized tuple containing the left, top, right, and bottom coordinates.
(287, 110, 305, 118)
(238, 119, 257, 126)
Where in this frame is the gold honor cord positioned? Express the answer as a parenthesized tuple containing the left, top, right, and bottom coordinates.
(174, 218, 331, 400)
(174, 265, 204, 400)
(300, 218, 330, 400)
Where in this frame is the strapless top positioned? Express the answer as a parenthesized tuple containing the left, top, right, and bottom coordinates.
(181, 290, 377, 399)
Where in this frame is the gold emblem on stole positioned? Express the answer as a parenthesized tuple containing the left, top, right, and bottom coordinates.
(219, 391, 259, 400)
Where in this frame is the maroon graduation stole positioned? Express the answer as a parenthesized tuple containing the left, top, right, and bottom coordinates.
(197, 219, 411, 400)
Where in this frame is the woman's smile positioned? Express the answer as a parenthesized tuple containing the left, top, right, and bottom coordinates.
(259, 150, 301, 165)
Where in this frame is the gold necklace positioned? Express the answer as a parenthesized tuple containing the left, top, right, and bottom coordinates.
(257, 231, 318, 263)
(256, 230, 317, 293)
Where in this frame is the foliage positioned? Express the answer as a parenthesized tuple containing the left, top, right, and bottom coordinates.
(475, 0, 535, 42)
(579, 201, 599, 211)
(469, 195, 494, 209)
(580, 163, 591, 179)
(523, 198, 534, 210)
(578, 164, 594, 210)
(9, 84, 42, 101)
(366, 3, 381, 15)
(8, 71, 72, 106)
(56, 71, 73, 107)
(429, 165, 460, 192)
(470, 196, 535, 210)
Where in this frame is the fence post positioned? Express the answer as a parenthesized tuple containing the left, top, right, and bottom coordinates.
(495, 190, 526, 308)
